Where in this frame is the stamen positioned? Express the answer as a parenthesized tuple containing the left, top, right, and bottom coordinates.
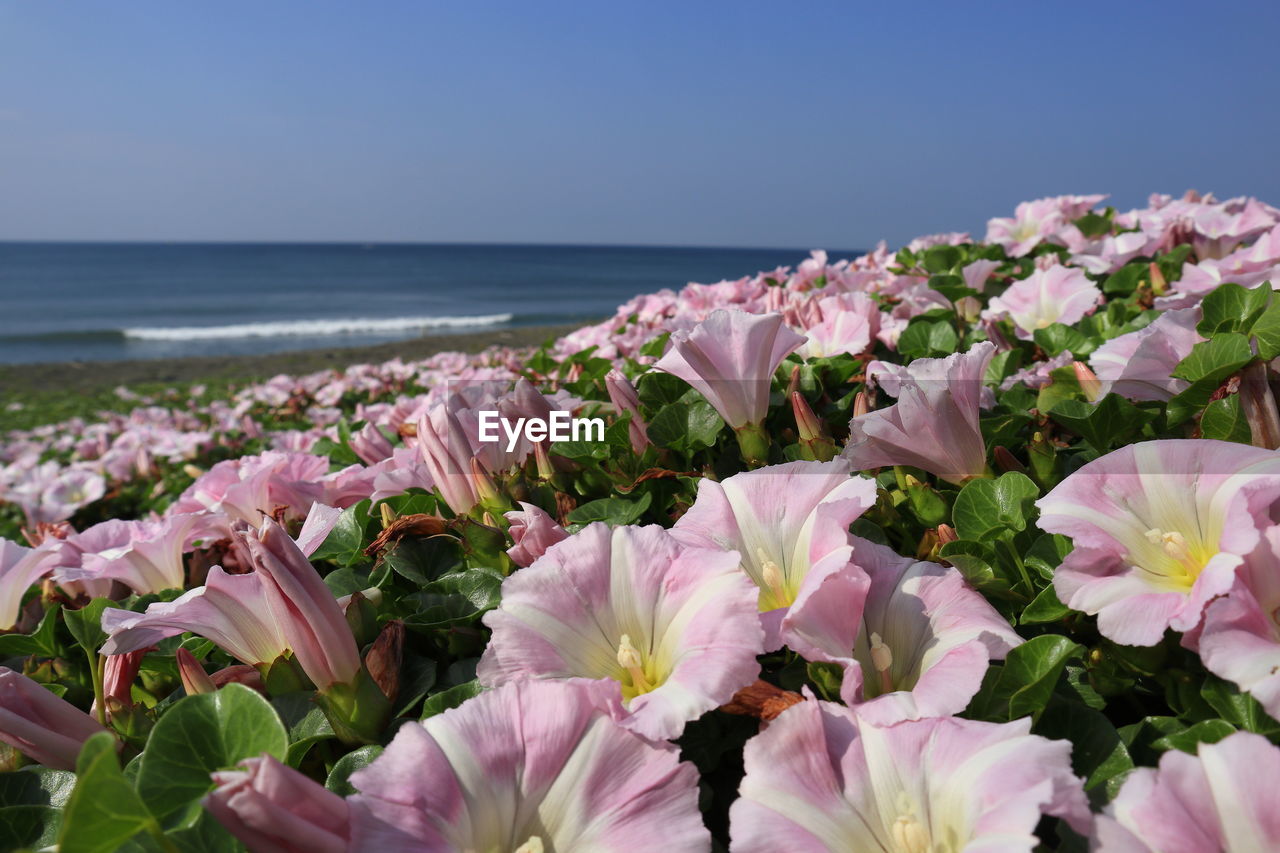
(757, 547, 787, 602)
(514, 837, 544, 853)
(616, 634, 650, 693)
(890, 812, 931, 853)
(870, 632, 895, 694)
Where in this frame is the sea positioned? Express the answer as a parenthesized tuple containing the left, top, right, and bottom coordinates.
(0, 243, 857, 365)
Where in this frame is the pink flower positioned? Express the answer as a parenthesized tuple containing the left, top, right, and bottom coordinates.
(982, 264, 1102, 339)
(1036, 439, 1280, 646)
(605, 369, 650, 454)
(843, 342, 995, 484)
(347, 679, 709, 851)
(0, 538, 57, 630)
(240, 517, 361, 690)
(1192, 526, 1280, 719)
(171, 451, 330, 526)
(797, 294, 880, 359)
(477, 523, 763, 741)
(1088, 308, 1203, 402)
(205, 754, 350, 853)
(654, 308, 804, 429)
(0, 667, 108, 770)
(671, 458, 878, 650)
(986, 196, 1103, 257)
(1096, 731, 1280, 852)
(102, 566, 290, 666)
(730, 699, 1090, 851)
(349, 423, 395, 465)
(416, 407, 485, 516)
(504, 502, 568, 567)
(782, 536, 1022, 723)
(55, 513, 203, 596)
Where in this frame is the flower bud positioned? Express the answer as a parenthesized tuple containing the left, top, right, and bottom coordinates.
(177, 648, 216, 696)
(0, 667, 109, 770)
(505, 502, 568, 567)
(1072, 362, 1103, 402)
(205, 754, 350, 853)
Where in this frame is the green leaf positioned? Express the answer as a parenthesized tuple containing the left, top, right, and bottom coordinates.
(0, 805, 66, 851)
(1004, 635, 1082, 719)
(1101, 263, 1144, 296)
(65, 598, 112, 652)
(325, 745, 383, 796)
(404, 569, 504, 631)
(1074, 211, 1112, 239)
(922, 245, 961, 273)
(135, 683, 288, 822)
(1033, 323, 1093, 357)
(951, 472, 1040, 541)
(636, 370, 688, 408)
(1196, 282, 1272, 337)
(1023, 533, 1073, 580)
(1038, 704, 1132, 793)
(898, 320, 958, 359)
(1250, 296, 1280, 360)
(1153, 719, 1236, 754)
(59, 732, 157, 853)
(1020, 584, 1071, 624)
(0, 603, 63, 659)
(566, 493, 653, 527)
(1201, 675, 1280, 735)
(0, 767, 76, 851)
(969, 635, 1081, 722)
(1201, 395, 1252, 443)
(309, 500, 372, 567)
(1049, 394, 1156, 452)
(271, 693, 336, 767)
(420, 680, 484, 719)
(1171, 333, 1252, 383)
(645, 400, 723, 453)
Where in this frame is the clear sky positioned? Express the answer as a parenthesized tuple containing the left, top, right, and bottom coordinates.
(1, 0, 1278, 249)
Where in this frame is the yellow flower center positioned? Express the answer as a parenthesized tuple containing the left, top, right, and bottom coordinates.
(1133, 526, 1215, 590)
(615, 634, 663, 701)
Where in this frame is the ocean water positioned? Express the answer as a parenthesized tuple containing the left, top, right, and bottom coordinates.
(0, 243, 854, 364)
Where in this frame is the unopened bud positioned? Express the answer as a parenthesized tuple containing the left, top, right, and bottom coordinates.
(853, 390, 872, 418)
(177, 648, 216, 696)
(182, 463, 205, 479)
(379, 502, 397, 529)
(786, 365, 802, 400)
(1148, 261, 1167, 295)
(470, 457, 501, 507)
(993, 445, 1027, 474)
(936, 523, 958, 545)
(533, 440, 556, 481)
(954, 295, 982, 323)
(1072, 362, 1103, 402)
(365, 620, 405, 704)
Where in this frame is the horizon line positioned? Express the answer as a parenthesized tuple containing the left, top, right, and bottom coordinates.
(0, 237, 869, 255)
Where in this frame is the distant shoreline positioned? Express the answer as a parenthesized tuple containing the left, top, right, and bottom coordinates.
(0, 322, 583, 397)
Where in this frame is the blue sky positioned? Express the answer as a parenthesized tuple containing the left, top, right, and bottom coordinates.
(1, 1, 1277, 248)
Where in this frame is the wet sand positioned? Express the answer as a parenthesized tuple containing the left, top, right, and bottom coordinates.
(0, 323, 582, 397)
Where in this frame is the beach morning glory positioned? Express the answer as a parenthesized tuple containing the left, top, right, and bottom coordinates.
(671, 458, 878, 650)
(347, 679, 710, 851)
(1036, 439, 1280, 646)
(730, 698, 1090, 851)
(477, 522, 763, 741)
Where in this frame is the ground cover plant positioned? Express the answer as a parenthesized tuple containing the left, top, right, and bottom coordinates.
(4, 190, 1280, 851)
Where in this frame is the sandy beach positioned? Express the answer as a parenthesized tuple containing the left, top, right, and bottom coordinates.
(0, 323, 582, 398)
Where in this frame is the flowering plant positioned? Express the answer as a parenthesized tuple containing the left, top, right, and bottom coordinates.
(4, 190, 1280, 850)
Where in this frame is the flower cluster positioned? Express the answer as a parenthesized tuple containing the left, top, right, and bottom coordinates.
(5, 190, 1280, 850)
